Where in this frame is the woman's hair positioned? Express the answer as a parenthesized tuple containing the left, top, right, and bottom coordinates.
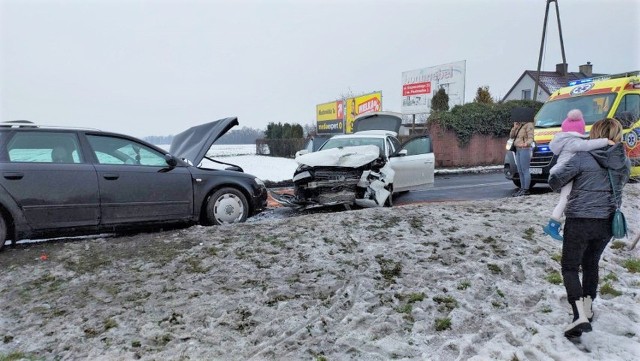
(589, 118, 623, 143)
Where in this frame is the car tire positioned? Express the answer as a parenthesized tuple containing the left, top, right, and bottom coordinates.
(0, 215, 6, 251)
(205, 187, 249, 225)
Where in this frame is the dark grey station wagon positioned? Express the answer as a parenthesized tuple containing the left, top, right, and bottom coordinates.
(0, 118, 267, 250)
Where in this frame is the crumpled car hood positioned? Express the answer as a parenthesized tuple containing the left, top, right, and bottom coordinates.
(170, 117, 238, 166)
(296, 145, 380, 168)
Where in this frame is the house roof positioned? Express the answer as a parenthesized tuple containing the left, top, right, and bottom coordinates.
(502, 70, 606, 101)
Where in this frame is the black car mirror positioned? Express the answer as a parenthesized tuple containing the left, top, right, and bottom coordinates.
(165, 154, 177, 167)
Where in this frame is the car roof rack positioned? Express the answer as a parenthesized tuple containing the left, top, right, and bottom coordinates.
(0, 120, 101, 131)
(592, 70, 640, 82)
(0, 120, 38, 128)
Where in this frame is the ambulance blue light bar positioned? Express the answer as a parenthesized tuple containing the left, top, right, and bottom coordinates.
(568, 78, 594, 86)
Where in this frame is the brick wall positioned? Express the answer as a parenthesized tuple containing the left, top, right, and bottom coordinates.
(427, 123, 508, 168)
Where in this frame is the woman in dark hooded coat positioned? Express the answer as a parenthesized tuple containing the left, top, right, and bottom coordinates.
(548, 117, 631, 338)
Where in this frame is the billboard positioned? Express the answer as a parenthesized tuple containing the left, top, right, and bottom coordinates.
(316, 100, 344, 134)
(345, 91, 383, 134)
(401, 60, 466, 115)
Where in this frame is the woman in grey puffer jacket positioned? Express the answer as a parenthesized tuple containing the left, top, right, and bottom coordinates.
(548, 118, 631, 339)
(543, 109, 612, 241)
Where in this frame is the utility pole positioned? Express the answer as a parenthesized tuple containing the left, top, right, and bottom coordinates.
(534, 0, 566, 101)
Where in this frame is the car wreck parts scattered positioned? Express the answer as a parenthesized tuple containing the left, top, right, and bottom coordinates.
(272, 145, 394, 209)
(272, 112, 435, 211)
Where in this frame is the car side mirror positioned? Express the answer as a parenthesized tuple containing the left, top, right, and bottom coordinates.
(295, 150, 309, 158)
(165, 154, 177, 167)
(392, 149, 408, 157)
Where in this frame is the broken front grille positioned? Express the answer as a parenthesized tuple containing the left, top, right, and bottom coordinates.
(312, 169, 362, 182)
(295, 167, 364, 205)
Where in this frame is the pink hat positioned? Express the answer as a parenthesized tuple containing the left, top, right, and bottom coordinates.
(561, 109, 586, 134)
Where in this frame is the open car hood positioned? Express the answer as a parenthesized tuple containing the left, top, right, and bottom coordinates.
(296, 145, 380, 168)
(169, 117, 238, 165)
(353, 111, 402, 133)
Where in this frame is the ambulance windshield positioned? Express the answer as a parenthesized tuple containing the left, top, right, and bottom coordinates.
(534, 93, 617, 128)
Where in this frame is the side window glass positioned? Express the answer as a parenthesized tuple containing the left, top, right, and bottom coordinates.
(87, 135, 166, 166)
(6, 132, 83, 163)
(614, 94, 640, 128)
(402, 137, 432, 156)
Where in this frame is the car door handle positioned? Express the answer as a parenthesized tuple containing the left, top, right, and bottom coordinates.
(103, 173, 120, 180)
(3, 172, 24, 180)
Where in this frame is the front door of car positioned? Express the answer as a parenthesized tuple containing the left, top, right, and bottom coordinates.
(85, 134, 194, 226)
(0, 131, 100, 230)
(389, 136, 435, 191)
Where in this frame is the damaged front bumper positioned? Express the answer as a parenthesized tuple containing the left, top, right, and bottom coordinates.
(271, 166, 393, 210)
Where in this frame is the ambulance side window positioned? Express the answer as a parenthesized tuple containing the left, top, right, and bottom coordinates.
(615, 94, 640, 128)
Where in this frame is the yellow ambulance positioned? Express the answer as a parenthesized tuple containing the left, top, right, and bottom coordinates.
(505, 71, 640, 187)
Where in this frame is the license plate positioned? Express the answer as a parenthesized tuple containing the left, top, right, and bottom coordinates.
(530, 167, 543, 175)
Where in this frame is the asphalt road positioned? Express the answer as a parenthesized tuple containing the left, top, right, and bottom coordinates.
(393, 170, 553, 205)
(257, 170, 555, 221)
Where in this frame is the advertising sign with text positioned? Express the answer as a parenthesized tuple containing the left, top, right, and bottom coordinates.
(345, 91, 383, 134)
(316, 101, 344, 134)
(401, 60, 466, 115)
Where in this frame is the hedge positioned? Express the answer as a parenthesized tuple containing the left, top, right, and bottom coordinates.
(428, 100, 543, 146)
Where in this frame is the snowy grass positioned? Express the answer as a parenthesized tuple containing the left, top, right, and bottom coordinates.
(0, 184, 639, 360)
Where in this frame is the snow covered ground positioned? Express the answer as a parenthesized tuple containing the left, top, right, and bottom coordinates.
(1, 182, 639, 360)
(1, 144, 638, 360)
(191, 144, 500, 182)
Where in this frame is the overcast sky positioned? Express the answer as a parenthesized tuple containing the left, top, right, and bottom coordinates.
(1, 0, 639, 138)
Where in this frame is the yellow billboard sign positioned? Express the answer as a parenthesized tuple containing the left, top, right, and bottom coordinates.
(345, 92, 382, 133)
(316, 100, 344, 134)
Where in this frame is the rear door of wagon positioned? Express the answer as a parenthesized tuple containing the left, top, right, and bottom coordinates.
(0, 129, 100, 229)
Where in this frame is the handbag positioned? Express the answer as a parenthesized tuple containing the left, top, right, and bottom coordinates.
(608, 169, 628, 239)
(506, 124, 525, 152)
(506, 138, 516, 152)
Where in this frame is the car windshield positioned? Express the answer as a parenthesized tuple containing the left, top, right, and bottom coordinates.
(319, 137, 385, 153)
(535, 93, 617, 128)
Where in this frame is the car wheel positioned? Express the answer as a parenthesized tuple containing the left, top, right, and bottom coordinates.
(205, 187, 249, 225)
(384, 185, 393, 207)
(0, 215, 6, 251)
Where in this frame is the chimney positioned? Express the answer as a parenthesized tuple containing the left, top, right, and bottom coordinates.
(556, 63, 568, 76)
(579, 62, 593, 77)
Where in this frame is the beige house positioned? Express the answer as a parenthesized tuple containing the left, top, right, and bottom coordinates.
(502, 62, 603, 102)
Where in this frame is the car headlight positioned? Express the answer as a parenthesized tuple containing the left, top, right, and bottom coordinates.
(296, 164, 311, 173)
(293, 170, 312, 183)
(254, 177, 265, 187)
